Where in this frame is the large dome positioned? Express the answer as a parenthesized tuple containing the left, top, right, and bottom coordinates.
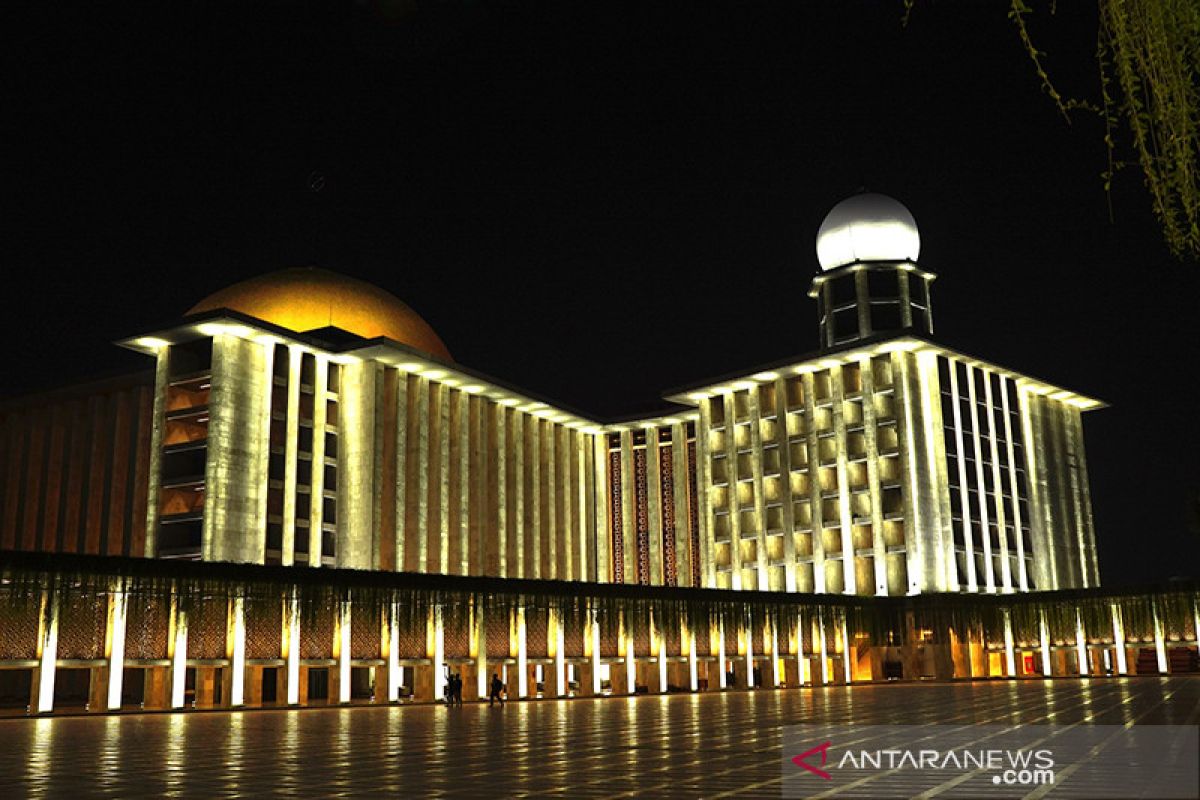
(187, 267, 452, 361)
(815, 192, 920, 271)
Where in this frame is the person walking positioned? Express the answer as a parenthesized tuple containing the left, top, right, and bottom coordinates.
(488, 673, 505, 706)
(452, 673, 463, 706)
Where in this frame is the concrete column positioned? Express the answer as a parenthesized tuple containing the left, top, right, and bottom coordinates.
(840, 612, 853, 685)
(224, 595, 246, 707)
(1075, 610, 1089, 677)
(768, 618, 781, 688)
(1039, 609, 1053, 677)
(515, 606, 528, 698)
(796, 615, 807, 686)
(716, 619, 727, 688)
(646, 427, 663, 585)
(619, 430, 636, 584)
(431, 605, 446, 700)
(31, 589, 57, 713)
(687, 623, 698, 691)
(284, 593, 300, 705)
(550, 608, 566, 697)
(1152, 601, 1168, 674)
(105, 582, 128, 710)
(624, 613, 637, 694)
(1003, 608, 1017, 677)
(695, 399, 714, 587)
(1111, 602, 1128, 675)
(281, 348, 302, 564)
(169, 598, 188, 709)
(474, 599, 488, 700)
(589, 608, 602, 695)
(653, 614, 668, 693)
(743, 618, 755, 689)
(387, 602, 401, 701)
(336, 599, 352, 703)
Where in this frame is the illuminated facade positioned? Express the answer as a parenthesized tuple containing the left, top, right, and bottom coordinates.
(2, 195, 1100, 596)
(2, 193, 1185, 716)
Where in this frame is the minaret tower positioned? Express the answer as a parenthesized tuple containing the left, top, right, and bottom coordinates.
(809, 192, 936, 350)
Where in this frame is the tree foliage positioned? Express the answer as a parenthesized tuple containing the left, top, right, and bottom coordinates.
(909, 1, 1200, 259)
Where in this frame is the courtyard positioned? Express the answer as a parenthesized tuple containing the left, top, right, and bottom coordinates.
(0, 676, 1196, 798)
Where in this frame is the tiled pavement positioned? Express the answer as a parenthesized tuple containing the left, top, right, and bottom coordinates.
(0, 677, 1196, 798)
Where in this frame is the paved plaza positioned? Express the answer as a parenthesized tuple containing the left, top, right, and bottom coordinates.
(0, 677, 1196, 798)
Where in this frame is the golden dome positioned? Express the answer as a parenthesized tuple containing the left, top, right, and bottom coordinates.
(187, 267, 452, 361)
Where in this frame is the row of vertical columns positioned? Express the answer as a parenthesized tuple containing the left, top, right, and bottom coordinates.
(25, 588, 1197, 714)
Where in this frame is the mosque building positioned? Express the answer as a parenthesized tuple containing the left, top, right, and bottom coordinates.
(0, 194, 1194, 714)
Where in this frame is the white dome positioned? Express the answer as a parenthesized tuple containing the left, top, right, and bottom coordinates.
(815, 193, 920, 271)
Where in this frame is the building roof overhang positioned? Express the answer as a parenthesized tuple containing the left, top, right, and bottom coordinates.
(118, 314, 1103, 439)
(661, 331, 1106, 411)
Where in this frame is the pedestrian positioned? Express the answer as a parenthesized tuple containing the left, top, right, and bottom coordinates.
(452, 673, 463, 706)
(489, 673, 505, 706)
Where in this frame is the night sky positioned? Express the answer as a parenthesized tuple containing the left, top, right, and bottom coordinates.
(11, 2, 1199, 584)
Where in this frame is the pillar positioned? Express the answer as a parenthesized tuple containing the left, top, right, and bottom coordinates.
(550, 608, 566, 697)
(767, 618, 781, 688)
(1039, 609, 1053, 677)
(795, 615, 807, 686)
(716, 618, 728, 689)
(652, 613, 668, 694)
(1075, 609, 1089, 677)
(387, 601, 402, 702)
(743, 616, 755, 689)
(624, 611, 636, 694)
(1111, 602, 1128, 675)
(335, 599, 352, 704)
(474, 599, 488, 700)
(515, 606, 528, 698)
(1152, 600, 1168, 674)
(840, 612, 853, 685)
(687, 626, 698, 692)
(1002, 608, 1017, 678)
(227, 595, 246, 707)
(817, 610, 830, 685)
(431, 605, 446, 700)
(169, 599, 188, 709)
(105, 582, 128, 710)
(284, 593, 301, 705)
(589, 609, 602, 695)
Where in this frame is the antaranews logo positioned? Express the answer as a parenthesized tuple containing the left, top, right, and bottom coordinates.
(781, 725, 1199, 799)
(790, 740, 1055, 786)
(790, 741, 832, 780)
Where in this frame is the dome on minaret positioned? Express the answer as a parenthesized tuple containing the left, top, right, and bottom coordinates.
(815, 192, 920, 271)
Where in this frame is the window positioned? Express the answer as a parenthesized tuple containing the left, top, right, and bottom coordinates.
(871, 302, 902, 331)
(834, 308, 859, 341)
(830, 274, 857, 307)
(867, 269, 899, 299)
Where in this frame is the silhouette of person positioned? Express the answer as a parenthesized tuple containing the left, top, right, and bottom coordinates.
(489, 673, 505, 706)
(452, 673, 463, 705)
(727, 668, 735, 688)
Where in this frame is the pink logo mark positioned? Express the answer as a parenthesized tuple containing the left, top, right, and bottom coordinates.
(791, 741, 833, 780)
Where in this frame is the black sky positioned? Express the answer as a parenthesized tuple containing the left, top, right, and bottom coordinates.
(10, 1, 1199, 584)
